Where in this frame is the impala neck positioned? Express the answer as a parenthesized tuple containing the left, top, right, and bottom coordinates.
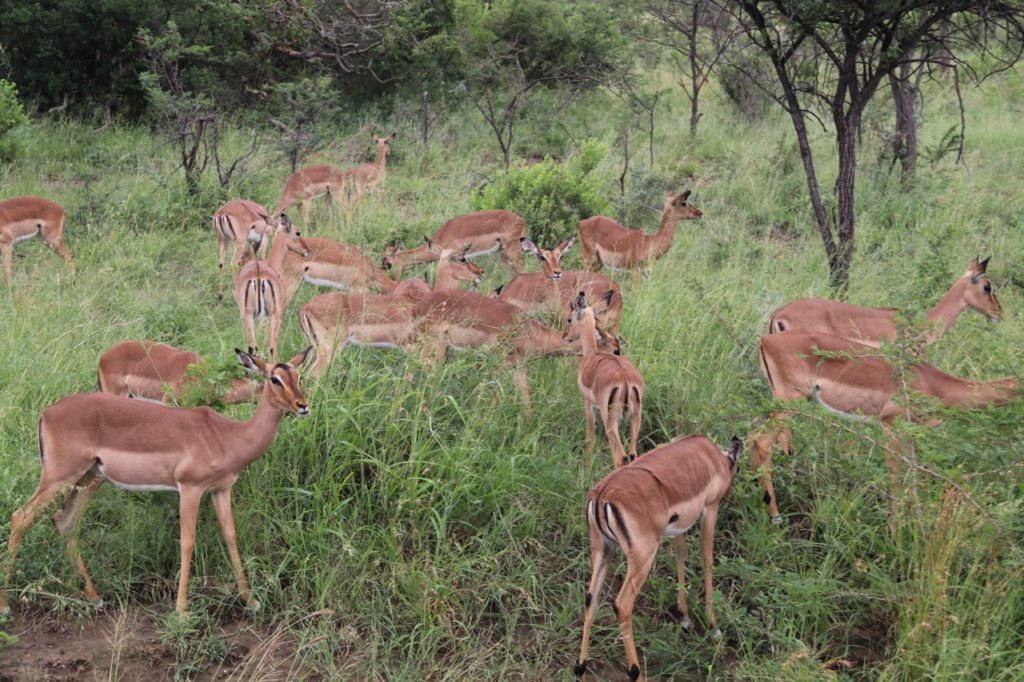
(392, 243, 437, 271)
(919, 370, 1019, 409)
(374, 143, 388, 179)
(227, 383, 289, 470)
(924, 277, 969, 341)
(579, 310, 599, 356)
(516, 322, 574, 362)
(373, 267, 398, 293)
(224, 379, 261, 405)
(651, 208, 682, 256)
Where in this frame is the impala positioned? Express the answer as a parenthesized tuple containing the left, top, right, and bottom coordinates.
(97, 340, 260, 405)
(494, 236, 624, 334)
(213, 199, 277, 299)
(411, 287, 572, 415)
(753, 330, 1019, 518)
(233, 259, 286, 360)
(577, 191, 702, 271)
(563, 291, 644, 470)
(576, 435, 742, 682)
(274, 165, 351, 225)
(299, 243, 484, 378)
(768, 257, 1003, 346)
(0, 348, 310, 617)
(348, 132, 396, 205)
(381, 210, 527, 276)
(1, 196, 74, 283)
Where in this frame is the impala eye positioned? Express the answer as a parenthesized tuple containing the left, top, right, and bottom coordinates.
(984, 283, 992, 293)
(271, 376, 283, 386)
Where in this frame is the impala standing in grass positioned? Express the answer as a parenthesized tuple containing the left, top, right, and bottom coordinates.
(1, 196, 73, 283)
(213, 199, 277, 299)
(1, 348, 310, 617)
(576, 435, 742, 682)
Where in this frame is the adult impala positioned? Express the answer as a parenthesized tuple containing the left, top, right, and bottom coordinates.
(769, 257, 1003, 346)
(381, 210, 527, 276)
(98, 340, 260, 405)
(299, 243, 484, 378)
(348, 132, 396, 205)
(575, 435, 742, 682)
(1, 196, 74, 283)
(494, 236, 624, 334)
(213, 199, 277, 299)
(577, 191, 702, 271)
(753, 330, 1019, 518)
(563, 291, 644, 470)
(1, 348, 310, 617)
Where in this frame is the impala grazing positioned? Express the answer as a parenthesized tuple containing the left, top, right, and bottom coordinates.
(0, 348, 310, 617)
(769, 257, 1003, 347)
(576, 435, 742, 682)
(753, 330, 1019, 518)
(577, 191, 702, 271)
(299, 242, 483, 378)
(381, 210, 527, 276)
(213, 199, 277, 299)
(97, 340, 259, 405)
(564, 291, 643, 470)
(494, 236, 624, 334)
(1, 196, 74, 283)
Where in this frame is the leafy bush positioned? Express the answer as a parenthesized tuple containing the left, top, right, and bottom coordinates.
(472, 139, 612, 247)
(0, 79, 27, 163)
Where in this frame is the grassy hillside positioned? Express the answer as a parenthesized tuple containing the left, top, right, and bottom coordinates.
(1, 71, 1023, 680)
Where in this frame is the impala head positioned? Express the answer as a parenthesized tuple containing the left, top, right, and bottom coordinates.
(724, 436, 743, 475)
(373, 132, 397, 155)
(276, 213, 311, 256)
(381, 239, 406, 270)
(563, 290, 616, 346)
(236, 347, 311, 416)
(963, 257, 1002, 323)
(665, 190, 702, 220)
(426, 238, 484, 286)
(521, 236, 575, 280)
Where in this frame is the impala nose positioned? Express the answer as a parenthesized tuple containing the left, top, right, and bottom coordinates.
(296, 401, 310, 416)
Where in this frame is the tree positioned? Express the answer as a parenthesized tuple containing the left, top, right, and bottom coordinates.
(734, 0, 1024, 292)
(646, 0, 740, 136)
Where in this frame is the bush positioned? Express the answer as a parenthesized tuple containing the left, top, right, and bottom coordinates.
(472, 139, 612, 247)
(0, 79, 27, 163)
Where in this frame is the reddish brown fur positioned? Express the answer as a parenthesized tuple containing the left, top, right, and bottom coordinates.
(0, 196, 73, 282)
(576, 435, 741, 682)
(213, 199, 276, 299)
(381, 210, 527, 276)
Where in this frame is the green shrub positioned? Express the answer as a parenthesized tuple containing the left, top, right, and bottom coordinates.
(0, 79, 27, 163)
(472, 139, 611, 247)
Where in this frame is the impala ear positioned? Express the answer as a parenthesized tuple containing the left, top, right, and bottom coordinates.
(728, 436, 743, 467)
(280, 213, 293, 232)
(387, 132, 397, 141)
(236, 348, 268, 377)
(490, 284, 504, 298)
(978, 256, 991, 273)
(559, 235, 576, 253)
(287, 347, 312, 369)
(521, 238, 542, 258)
(681, 190, 692, 202)
(574, 291, 588, 312)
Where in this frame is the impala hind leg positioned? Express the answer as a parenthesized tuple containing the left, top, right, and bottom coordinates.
(750, 429, 781, 520)
(627, 390, 642, 463)
(499, 239, 524, 274)
(700, 503, 721, 638)
(211, 487, 257, 610)
(670, 535, 692, 629)
(601, 394, 629, 468)
(582, 399, 597, 473)
(512, 366, 532, 418)
(576, 518, 613, 680)
(42, 216, 73, 277)
(52, 468, 103, 603)
(615, 545, 658, 682)
(2, 240, 12, 283)
(2, 479, 71, 614)
(175, 486, 204, 616)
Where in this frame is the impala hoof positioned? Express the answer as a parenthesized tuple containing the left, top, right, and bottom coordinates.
(247, 598, 262, 612)
(680, 616, 692, 630)
(711, 628, 723, 641)
(771, 515, 783, 526)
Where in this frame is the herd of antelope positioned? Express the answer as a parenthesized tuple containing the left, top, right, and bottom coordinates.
(1, 130, 1017, 681)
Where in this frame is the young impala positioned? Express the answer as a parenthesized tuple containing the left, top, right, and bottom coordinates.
(768, 257, 1003, 346)
(348, 132, 396, 205)
(298, 242, 483, 378)
(577, 191, 702, 271)
(97, 340, 260, 405)
(1, 196, 74, 283)
(213, 199, 277, 299)
(381, 210, 527, 276)
(563, 291, 644, 470)
(753, 330, 1019, 518)
(576, 435, 743, 682)
(1, 348, 310, 617)
(493, 236, 624, 334)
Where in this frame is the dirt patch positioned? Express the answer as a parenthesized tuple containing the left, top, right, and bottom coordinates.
(0, 606, 311, 681)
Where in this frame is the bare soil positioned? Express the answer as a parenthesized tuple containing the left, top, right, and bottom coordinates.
(0, 606, 310, 682)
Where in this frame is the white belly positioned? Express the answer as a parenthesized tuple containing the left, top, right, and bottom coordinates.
(98, 463, 178, 492)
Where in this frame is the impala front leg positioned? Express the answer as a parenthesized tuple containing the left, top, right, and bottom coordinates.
(175, 486, 204, 616)
(576, 520, 612, 680)
(52, 468, 103, 603)
(211, 487, 257, 610)
(701, 503, 721, 639)
(2, 241, 12, 283)
(670, 535, 692, 629)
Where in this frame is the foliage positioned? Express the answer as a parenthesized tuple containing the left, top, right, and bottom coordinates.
(0, 80, 27, 163)
(472, 140, 612, 247)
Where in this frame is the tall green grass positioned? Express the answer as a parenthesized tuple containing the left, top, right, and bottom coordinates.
(1, 71, 1022, 679)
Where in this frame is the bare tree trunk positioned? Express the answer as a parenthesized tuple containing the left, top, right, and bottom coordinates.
(832, 117, 859, 292)
(688, 6, 702, 136)
(889, 62, 918, 186)
(421, 91, 429, 146)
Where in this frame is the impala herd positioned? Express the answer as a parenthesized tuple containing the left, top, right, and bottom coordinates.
(0, 133, 1017, 681)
